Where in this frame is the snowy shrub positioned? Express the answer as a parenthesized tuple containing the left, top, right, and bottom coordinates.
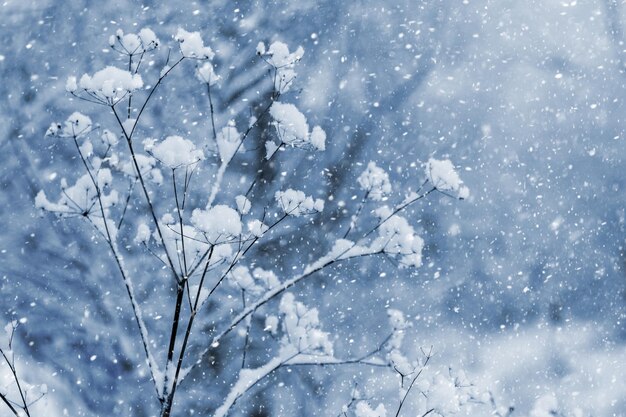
(16, 27, 476, 417)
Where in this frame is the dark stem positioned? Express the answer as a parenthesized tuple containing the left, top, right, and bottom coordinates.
(0, 348, 30, 417)
(240, 290, 251, 369)
(72, 136, 160, 400)
(173, 169, 188, 277)
(112, 105, 180, 283)
(161, 245, 215, 417)
(0, 392, 19, 417)
(117, 178, 137, 229)
(207, 82, 217, 141)
(394, 347, 433, 417)
(127, 55, 133, 119)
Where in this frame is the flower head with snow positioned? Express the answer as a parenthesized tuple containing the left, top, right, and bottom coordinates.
(425, 158, 469, 199)
(109, 28, 159, 56)
(257, 41, 304, 94)
(269, 102, 326, 152)
(196, 62, 220, 86)
(371, 207, 424, 268)
(275, 189, 324, 217)
(46, 112, 93, 138)
(191, 205, 242, 244)
(358, 162, 392, 200)
(279, 292, 333, 356)
(175, 28, 214, 59)
(147, 135, 204, 169)
(74, 66, 144, 104)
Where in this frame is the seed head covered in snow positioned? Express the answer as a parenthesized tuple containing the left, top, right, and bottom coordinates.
(134, 223, 151, 245)
(266, 41, 304, 67)
(358, 162, 392, 200)
(425, 158, 469, 199)
(175, 28, 214, 59)
(269, 102, 326, 151)
(264, 315, 278, 335)
(371, 209, 424, 268)
(309, 125, 326, 151)
(46, 112, 93, 138)
(229, 266, 262, 295)
(78, 66, 143, 103)
(115, 152, 163, 185)
(191, 205, 242, 244)
(355, 402, 387, 417)
(270, 102, 308, 144)
(65, 76, 78, 92)
(101, 129, 118, 146)
(149, 135, 204, 169)
(138, 28, 159, 50)
(196, 62, 220, 86)
(275, 189, 324, 216)
(215, 123, 241, 164)
(235, 195, 251, 215)
(279, 293, 333, 356)
(257, 41, 304, 94)
(35, 171, 119, 239)
(247, 219, 268, 237)
(109, 28, 159, 55)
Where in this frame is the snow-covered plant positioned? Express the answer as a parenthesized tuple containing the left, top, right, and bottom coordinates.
(29, 27, 473, 417)
(0, 321, 47, 416)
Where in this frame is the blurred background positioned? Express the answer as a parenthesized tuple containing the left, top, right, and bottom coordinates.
(0, 0, 624, 416)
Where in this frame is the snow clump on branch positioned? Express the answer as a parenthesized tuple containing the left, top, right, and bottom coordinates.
(279, 292, 333, 356)
(175, 28, 214, 59)
(275, 189, 324, 217)
(146, 135, 205, 169)
(75, 66, 143, 103)
(425, 158, 470, 199)
(108, 28, 160, 55)
(372, 207, 424, 268)
(46, 112, 93, 138)
(257, 41, 304, 94)
(358, 162, 392, 200)
(269, 102, 326, 151)
(196, 62, 220, 86)
(191, 205, 242, 244)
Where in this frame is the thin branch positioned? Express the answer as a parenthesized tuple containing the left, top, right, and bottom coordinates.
(173, 169, 188, 278)
(160, 245, 215, 417)
(207, 82, 217, 141)
(0, 392, 19, 417)
(117, 178, 137, 229)
(111, 105, 181, 284)
(72, 135, 161, 400)
(0, 347, 31, 417)
(240, 290, 251, 370)
(394, 346, 433, 417)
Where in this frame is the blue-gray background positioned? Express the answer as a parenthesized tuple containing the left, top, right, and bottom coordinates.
(0, 1, 624, 416)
